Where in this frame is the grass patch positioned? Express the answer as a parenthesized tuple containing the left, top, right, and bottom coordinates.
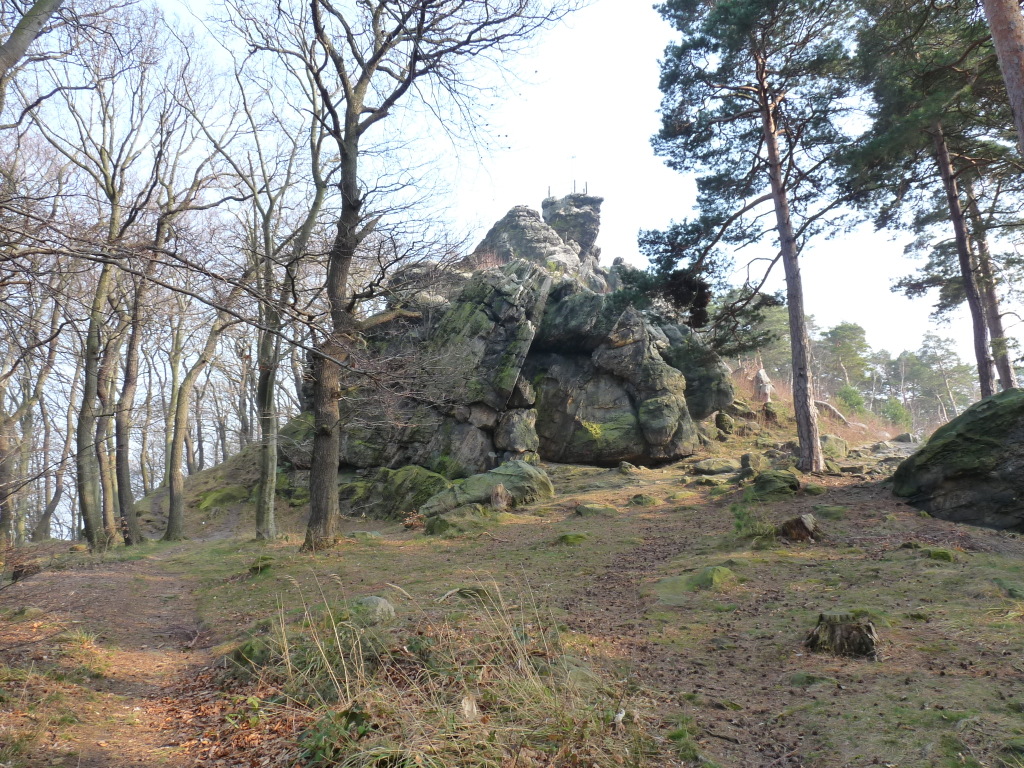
(230, 586, 670, 767)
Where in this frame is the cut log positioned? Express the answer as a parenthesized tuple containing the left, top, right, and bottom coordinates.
(805, 611, 879, 660)
(776, 513, 820, 542)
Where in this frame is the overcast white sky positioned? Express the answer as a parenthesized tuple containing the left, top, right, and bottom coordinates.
(444, 0, 996, 363)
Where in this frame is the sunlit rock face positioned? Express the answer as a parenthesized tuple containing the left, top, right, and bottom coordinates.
(287, 195, 734, 477)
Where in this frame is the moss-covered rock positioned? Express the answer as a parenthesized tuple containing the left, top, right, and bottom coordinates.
(420, 460, 554, 519)
(741, 452, 770, 473)
(892, 388, 1024, 530)
(278, 412, 315, 469)
(693, 458, 742, 475)
(628, 494, 658, 507)
(715, 411, 735, 435)
(424, 504, 498, 535)
(654, 566, 738, 604)
(820, 434, 849, 459)
(339, 465, 452, 520)
(555, 532, 590, 546)
(494, 408, 540, 453)
(198, 485, 251, 513)
(748, 470, 801, 500)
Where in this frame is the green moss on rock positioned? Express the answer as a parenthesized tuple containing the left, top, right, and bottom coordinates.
(424, 504, 498, 536)
(892, 388, 1024, 530)
(420, 460, 554, 518)
(339, 465, 452, 520)
(746, 470, 800, 501)
(198, 485, 251, 513)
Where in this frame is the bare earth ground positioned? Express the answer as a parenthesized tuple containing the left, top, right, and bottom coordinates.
(3, 458, 1024, 768)
(0, 544, 210, 767)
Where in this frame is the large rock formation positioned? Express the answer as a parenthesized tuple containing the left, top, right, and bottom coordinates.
(892, 388, 1024, 530)
(289, 194, 734, 482)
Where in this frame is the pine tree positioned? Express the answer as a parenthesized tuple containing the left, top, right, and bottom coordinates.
(653, 0, 857, 471)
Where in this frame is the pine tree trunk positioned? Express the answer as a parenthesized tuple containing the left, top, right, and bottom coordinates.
(757, 57, 823, 472)
(932, 123, 996, 398)
(981, 0, 1024, 156)
(964, 179, 1018, 390)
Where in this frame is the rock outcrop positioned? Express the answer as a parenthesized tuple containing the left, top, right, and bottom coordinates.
(290, 194, 735, 497)
(892, 388, 1024, 530)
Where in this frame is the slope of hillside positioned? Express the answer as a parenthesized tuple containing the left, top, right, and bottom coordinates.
(4, 396, 1024, 767)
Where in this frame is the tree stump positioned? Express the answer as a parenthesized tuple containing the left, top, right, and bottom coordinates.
(805, 611, 879, 660)
(10, 559, 41, 583)
(776, 514, 820, 542)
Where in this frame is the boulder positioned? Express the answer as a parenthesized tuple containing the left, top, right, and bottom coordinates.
(353, 596, 395, 624)
(424, 504, 497, 535)
(494, 409, 539, 453)
(694, 458, 742, 475)
(541, 194, 602, 262)
(741, 452, 770, 473)
(750, 470, 801, 499)
(339, 465, 453, 520)
(471, 205, 580, 274)
(820, 434, 849, 459)
(892, 389, 1024, 530)
(419, 460, 554, 518)
(715, 411, 735, 435)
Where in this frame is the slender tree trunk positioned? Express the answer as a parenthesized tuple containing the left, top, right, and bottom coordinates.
(34, 356, 81, 541)
(932, 122, 996, 398)
(756, 57, 823, 472)
(96, 344, 121, 543)
(139, 387, 152, 497)
(237, 343, 252, 449)
(196, 423, 205, 471)
(255, 324, 279, 541)
(162, 300, 186, 487)
(164, 317, 232, 541)
(216, 419, 227, 463)
(184, 427, 197, 475)
(964, 179, 1018, 390)
(981, 0, 1024, 156)
(77, 262, 115, 551)
(0, 416, 16, 545)
(115, 275, 149, 546)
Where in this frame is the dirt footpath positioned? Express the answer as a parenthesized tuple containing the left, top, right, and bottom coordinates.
(0, 548, 210, 768)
